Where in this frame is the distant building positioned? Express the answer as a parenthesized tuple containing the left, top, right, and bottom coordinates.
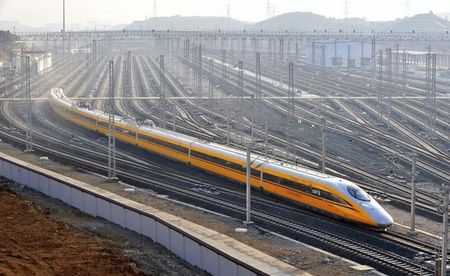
(18, 52, 52, 75)
(33, 53, 52, 74)
(306, 41, 373, 69)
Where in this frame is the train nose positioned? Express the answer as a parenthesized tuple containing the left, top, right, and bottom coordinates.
(377, 213, 393, 229)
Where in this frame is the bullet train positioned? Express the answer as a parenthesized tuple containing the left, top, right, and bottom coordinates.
(50, 88, 393, 229)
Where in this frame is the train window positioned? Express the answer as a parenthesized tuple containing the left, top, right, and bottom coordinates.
(320, 190, 351, 206)
(347, 185, 370, 202)
(98, 120, 108, 128)
(251, 169, 260, 177)
(140, 134, 189, 154)
(191, 150, 242, 171)
(272, 176, 311, 193)
(264, 173, 281, 184)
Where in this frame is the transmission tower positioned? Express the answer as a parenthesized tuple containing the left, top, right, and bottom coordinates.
(343, 0, 349, 18)
(153, 0, 158, 18)
(402, 0, 411, 17)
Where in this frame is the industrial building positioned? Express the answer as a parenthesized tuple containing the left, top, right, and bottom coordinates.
(31, 52, 52, 74)
(306, 40, 373, 69)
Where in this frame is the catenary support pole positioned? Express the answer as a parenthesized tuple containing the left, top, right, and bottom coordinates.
(108, 60, 118, 181)
(410, 151, 417, 233)
(245, 142, 253, 225)
(441, 186, 449, 276)
(25, 56, 33, 152)
(321, 117, 326, 173)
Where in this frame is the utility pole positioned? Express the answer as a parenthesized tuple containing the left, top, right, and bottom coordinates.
(438, 185, 450, 276)
(25, 56, 33, 152)
(63, 0, 66, 32)
(410, 151, 417, 234)
(386, 48, 392, 129)
(208, 58, 214, 104)
(123, 51, 131, 98)
(402, 50, 407, 99)
(311, 41, 316, 66)
(286, 62, 295, 158)
(238, 60, 244, 144)
(172, 105, 177, 131)
(245, 141, 253, 225)
(226, 97, 230, 146)
(20, 51, 24, 98)
(108, 60, 118, 181)
(321, 45, 326, 75)
(222, 50, 227, 82)
(343, 0, 349, 18)
(159, 55, 166, 128)
(395, 43, 400, 87)
(431, 53, 437, 139)
(371, 38, 377, 91)
(184, 39, 190, 88)
(377, 50, 384, 124)
(256, 52, 262, 121)
(197, 45, 202, 99)
(62, 0, 66, 57)
(153, 0, 157, 18)
(425, 47, 437, 139)
(320, 117, 326, 173)
(264, 120, 268, 158)
(250, 95, 255, 141)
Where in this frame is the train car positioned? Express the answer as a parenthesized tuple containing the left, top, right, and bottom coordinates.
(49, 88, 393, 229)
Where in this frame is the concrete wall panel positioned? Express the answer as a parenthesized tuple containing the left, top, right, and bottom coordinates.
(28, 171, 39, 190)
(141, 216, 156, 240)
(156, 222, 170, 249)
(14, 165, 23, 184)
(125, 209, 141, 234)
(169, 230, 184, 259)
(83, 192, 97, 216)
(18, 168, 28, 186)
(237, 266, 256, 276)
(48, 179, 61, 199)
(202, 247, 219, 276)
(38, 174, 49, 196)
(3, 162, 10, 179)
(71, 188, 84, 211)
(185, 238, 202, 267)
(96, 197, 110, 221)
(10, 164, 18, 183)
(60, 184, 72, 204)
(110, 203, 125, 227)
(219, 256, 238, 276)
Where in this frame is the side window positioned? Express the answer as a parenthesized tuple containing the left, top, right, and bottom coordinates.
(311, 188, 321, 196)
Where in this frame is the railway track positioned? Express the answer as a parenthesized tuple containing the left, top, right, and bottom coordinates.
(0, 112, 436, 276)
(176, 53, 448, 204)
(0, 50, 446, 275)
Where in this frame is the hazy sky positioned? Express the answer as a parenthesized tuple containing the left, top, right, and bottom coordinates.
(0, 0, 449, 28)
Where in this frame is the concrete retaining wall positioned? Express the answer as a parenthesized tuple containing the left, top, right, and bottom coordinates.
(0, 152, 306, 276)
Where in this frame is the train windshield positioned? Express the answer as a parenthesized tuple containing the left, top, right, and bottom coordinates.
(347, 185, 371, 202)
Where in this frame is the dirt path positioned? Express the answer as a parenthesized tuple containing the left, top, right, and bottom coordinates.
(0, 185, 142, 276)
